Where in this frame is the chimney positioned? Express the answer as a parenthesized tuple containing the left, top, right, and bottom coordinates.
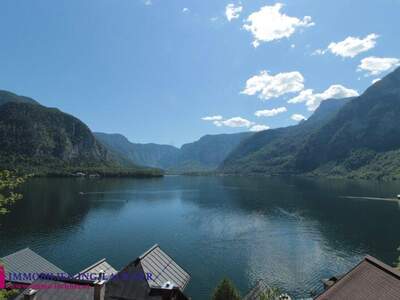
(23, 288, 38, 300)
(93, 279, 106, 300)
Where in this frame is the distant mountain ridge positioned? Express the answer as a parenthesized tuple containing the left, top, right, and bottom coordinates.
(220, 67, 400, 180)
(95, 132, 252, 173)
(94, 132, 180, 169)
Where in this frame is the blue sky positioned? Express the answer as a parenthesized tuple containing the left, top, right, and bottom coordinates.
(0, 0, 399, 146)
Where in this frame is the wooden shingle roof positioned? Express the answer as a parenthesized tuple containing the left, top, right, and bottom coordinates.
(1, 248, 65, 284)
(315, 255, 400, 300)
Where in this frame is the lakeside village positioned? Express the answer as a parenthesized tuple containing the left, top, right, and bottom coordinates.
(1, 244, 400, 300)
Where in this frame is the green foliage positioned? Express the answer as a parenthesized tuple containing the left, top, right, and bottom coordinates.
(0, 289, 19, 300)
(0, 170, 25, 215)
(0, 91, 163, 178)
(211, 278, 241, 300)
(259, 288, 281, 300)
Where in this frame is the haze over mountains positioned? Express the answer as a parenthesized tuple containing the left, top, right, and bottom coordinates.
(94, 131, 252, 173)
(0, 67, 400, 179)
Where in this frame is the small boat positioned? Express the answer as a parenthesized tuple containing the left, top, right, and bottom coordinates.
(397, 194, 400, 200)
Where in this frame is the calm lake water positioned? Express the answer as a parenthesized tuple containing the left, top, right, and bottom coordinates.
(1, 176, 400, 299)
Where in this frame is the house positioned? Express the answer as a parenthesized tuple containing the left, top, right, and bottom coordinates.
(2, 244, 191, 300)
(315, 255, 400, 300)
(104, 244, 190, 300)
(74, 258, 117, 282)
(1, 248, 66, 285)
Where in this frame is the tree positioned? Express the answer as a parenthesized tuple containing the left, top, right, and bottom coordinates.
(212, 278, 241, 300)
(259, 288, 281, 300)
(0, 170, 25, 215)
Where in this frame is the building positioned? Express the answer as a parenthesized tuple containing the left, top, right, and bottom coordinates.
(315, 255, 400, 300)
(1, 244, 191, 300)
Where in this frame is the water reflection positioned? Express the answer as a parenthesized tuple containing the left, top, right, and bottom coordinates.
(0, 176, 399, 299)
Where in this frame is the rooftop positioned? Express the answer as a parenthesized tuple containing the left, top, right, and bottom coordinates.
(315, 255, 400, 300)
(74, 258, 117, 281)
(138, 244, 191, 291)
(1, 248, 65, 284)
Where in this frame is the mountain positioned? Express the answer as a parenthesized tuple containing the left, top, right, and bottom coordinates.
(220, 97, 351, 174)
(94, 132, 180, 169)
(95, 132, 252, 173)
(0, 90, 39, 106)
(0, 90, 161, 177)
(169, 132, 253, 173)
(294, 67, 400, 179)
(220, 67, 400, 180)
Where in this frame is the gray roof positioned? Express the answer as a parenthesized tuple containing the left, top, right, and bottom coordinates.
(14, 276, 94, 300)
(74, 258, 117, 280)
(1, 248, 65, 284)
(315, 255, 400, 300)
(139, 244, 190, 291)
(104, 259, 189, 300)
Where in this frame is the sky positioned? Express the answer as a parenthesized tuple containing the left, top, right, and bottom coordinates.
(0, 0, 399, 146)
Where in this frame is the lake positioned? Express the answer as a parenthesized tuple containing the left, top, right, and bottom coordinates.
(1, 176, 400, 299)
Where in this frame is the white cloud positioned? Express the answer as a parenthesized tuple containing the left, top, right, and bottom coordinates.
(225, 3, 243, 21)
(312, 49, 325, 56)
(202, 115, 223, 121)
(203, 116, 255, 128)
(241, 70, 304, 100)
(250, 124, 270, 132)
(288, 85, 359, 111)
(255, 107, 287, 117)
(216, 117, 254, 128)
(358, 56, 400, 76)
(291, 114, 306, 122)
(243, 3, 314, 47)
(371, 78, 381, 84)
(315, 34, 378, 58)
(144, 0, 152, 5)
(182, 7, 190, 13)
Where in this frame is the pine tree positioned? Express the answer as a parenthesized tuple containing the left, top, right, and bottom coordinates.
(211, 278, 241, 300)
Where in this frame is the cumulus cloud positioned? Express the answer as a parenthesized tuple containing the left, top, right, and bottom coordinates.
(371, 78, 381, 84)
(216, 117, 254, 128)
(202, 116, 255, 128)
(182, 7, 190, 13)
(314, 34, 378, 58)
(254, 107, 287, 117)
(250, 124, 270, 132)
(358, 56, 400, 76)
(201, 115, 223, 121)
(288, 85, 359, 111)
(243, 3, 314, 47)
(291, 114, 306, 122)
(225, 3, 243, 21)
(241, 70, 304, 100)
